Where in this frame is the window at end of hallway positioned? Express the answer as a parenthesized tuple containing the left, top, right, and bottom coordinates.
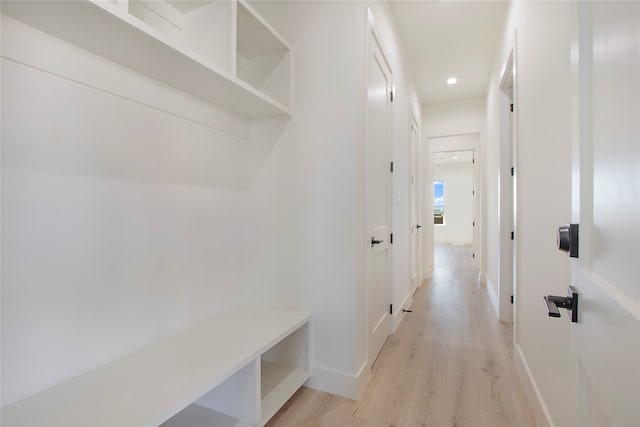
(434, 180, 445, 225)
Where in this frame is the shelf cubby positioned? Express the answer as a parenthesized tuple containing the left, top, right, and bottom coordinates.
(236, 0, 291, 109)
(260, 323, 309, 424)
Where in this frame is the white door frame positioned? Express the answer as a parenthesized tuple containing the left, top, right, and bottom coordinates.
(498, 37, 517, 324)
(409, 110, 421, 293)
(498, 32, 518, 325)
(364, 10, 393, 367)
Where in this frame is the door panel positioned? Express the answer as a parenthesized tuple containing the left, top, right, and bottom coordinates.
(366, 32, 391, 364)
(572, 1, 639, 425)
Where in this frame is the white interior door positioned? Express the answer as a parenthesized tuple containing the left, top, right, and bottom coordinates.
(366, 32, 392, 364)
(410, 118, 419, 293)
(570, 1, 639, 425)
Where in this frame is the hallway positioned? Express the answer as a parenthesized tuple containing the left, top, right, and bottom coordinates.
(267, 245, 536, 427)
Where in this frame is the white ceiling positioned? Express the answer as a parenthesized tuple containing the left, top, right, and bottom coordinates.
(388, 1, 508, 104)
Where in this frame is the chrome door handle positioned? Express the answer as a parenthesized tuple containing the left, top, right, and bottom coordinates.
(371, 238, 384, 246)
(544, 286, 579, 323)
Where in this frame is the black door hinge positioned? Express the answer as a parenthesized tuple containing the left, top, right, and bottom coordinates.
(511, 167, 514, 176)
(472, 190, 475, 195)
(473, 221, 475, 227)
(511, 295, 514, 304)
(389, 304, 393, 315)
(390, 233, 393, 244)
(390, 162, 394, 173)
(472, 253, 475, 258)
(510, 103, 514, 112)
(472, 158, 475, 164)
(390, 90, 394, 102)
(511, 231, 514, 240)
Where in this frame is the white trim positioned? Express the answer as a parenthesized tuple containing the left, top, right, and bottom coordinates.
(498, 31, 518, 325)
(485, 276, 500, 318)
(305, 360, 370, 400)
(514, 344, 553, 427)
(392, 290, 413, 332)
(583, 269, 640, 321)
(409, 107, 421, 301)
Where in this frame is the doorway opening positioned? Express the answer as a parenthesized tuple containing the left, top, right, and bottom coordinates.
(426, 134, 481, 277)
(432, 150, 475, 268)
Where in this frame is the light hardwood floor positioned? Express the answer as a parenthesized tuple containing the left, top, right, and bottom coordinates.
(266, 244, 536, 427)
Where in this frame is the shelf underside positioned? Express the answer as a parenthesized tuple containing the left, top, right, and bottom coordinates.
(161, 404, 250, 427)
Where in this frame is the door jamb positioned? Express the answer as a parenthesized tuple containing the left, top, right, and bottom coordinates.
(498, 32, 518, 326)
(409, 109, 421, 294)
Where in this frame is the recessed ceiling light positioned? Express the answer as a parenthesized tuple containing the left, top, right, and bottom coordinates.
(447, 77, 457, 85)
(453, 156, 459, 160)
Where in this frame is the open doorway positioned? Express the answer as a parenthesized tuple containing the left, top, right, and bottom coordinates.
(425, 133, 481, 280)
(432, 150, 475, 251)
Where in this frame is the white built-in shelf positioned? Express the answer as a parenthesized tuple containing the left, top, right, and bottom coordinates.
(1, 0, 292, 118)
(2, 306, 310, 427)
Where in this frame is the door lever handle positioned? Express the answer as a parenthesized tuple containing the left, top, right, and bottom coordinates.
(544, 286, 579, 323)
(416, 224, 422, 229)
(371, 238, 384, 246)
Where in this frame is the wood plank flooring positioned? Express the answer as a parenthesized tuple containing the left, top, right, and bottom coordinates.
(266, 245, 536, 427)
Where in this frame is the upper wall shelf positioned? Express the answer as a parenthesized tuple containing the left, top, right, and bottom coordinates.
(1, 0, 292, 119)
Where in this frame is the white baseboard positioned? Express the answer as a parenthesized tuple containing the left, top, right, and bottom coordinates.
(485, 276, 500, 319)
(513, 344, 552, 427)
(305, 360, 370, 400)
(392, 290, 413, 332)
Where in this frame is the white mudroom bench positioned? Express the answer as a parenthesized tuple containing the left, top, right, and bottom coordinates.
(2, 306, 311, 427)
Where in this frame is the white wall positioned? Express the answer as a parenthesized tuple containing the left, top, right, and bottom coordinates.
(423, 97, 486, 138)
(240, 0, 367, 397)
(433, 162, 474, 245)
(1, 16, 252, 405)
(247, 1, 421, 398)
(485, 2, 573, 425)
(2, 0, 421, 405)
